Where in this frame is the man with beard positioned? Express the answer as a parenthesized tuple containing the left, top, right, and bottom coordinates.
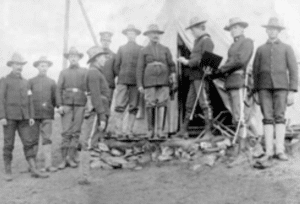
(78, 46, 110, 185)
(136, 24, 176, 138)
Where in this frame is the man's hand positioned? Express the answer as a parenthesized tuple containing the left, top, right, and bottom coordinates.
(29, 119, 35, 126)
(0, 119, 7, 126)
(57, 106, 65, 115)
(138, 86, 144, 94)
(204, 66, 212, 75)
(98, 121, 106, 131)
(288, 91, 295, 106)
(169, 73, 177, 83)
(177, 57, 189, 65)
(254, 93, 260, 105)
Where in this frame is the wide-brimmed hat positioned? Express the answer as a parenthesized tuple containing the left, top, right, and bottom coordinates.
(262, 17, 285, 30)
(64, 47, 84, 59)
(7, 53, 27, 67)
(99, 31, 113, 41)
(33, 56, 53, 68)
(86, 46, 108, 64)
(122, 24, 141, 36)
(186, 16, 207, 30)
(143, 24, 164, 36)
(224, 17, 248, 31)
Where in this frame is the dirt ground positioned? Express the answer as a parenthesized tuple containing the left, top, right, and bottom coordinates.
(1, 116, 300, 204)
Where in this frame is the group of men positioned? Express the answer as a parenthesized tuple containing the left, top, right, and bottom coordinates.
(0, 16, 297, 183)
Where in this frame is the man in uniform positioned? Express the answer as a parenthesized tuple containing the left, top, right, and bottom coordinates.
(0, 53, 48, 181)
(99, 30, 117, 100)
(114, 24, 143, 138)
(215, 18, 254, 166)
(253, 17, 298, 161)
(79, 46, 110, 185)
(29, 56, 57, 172)
(177, 17, 214, 139)
(57, 47, 87, 169)
(136, 24, 176, 138)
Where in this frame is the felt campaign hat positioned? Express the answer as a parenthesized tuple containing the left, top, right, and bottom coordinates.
(262, 17, 285, 30)
(186, 16, 207, 30)
(143, 24, 164, 35)
(86, 46, 108, 64)
(7, 53, 27, 67)
(33, 56, 53, 68)
(224, 17, 248, 31)
(64, 47, 84, 59)
(122, 24, 141, 35)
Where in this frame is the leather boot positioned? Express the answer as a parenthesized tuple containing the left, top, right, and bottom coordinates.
(125, 113, 136, 139)
(275, 124, 288, 161)
(4, 160, 13, 182)
(114, 111, 125, 138)
(264, 124, 274, 157)
(146, 107, 154, 138)
(78, 150, 91, 185)
(41, 145, 57, 172)
(28, 158, 49, 178)
(58, 147, 68, 170)
(67, 147, 78, 168)
(199, 118, 214, 141)
(157, 107, 167, 139)
(174, 118, 189, 138)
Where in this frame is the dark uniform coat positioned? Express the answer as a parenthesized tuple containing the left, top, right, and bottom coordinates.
(220, 35, 254, 90)
(114, 41, 143, 85)
(86, 65, 110, 120)
(0, 72, 34, 120)
(253, 39, 298, 92)
(56, 64, 87, 106)
(101, 48, 117, 89)
(187, 33, 214, 80)
(29, 75, 56, 119)
(136, 42, 175, 88)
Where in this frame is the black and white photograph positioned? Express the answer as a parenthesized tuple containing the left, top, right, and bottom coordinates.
(1, 0, 300, 203)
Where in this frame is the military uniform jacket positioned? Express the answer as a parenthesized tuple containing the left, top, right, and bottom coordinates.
(0, 72, 34, 120)
(29, 75, 56, 119)
(86, 65, 110, 118)
(114, 41, 143, 85)
(101, 48, 117, 89)
(56, 65, 87, 106)
(253, 39, 298, 92)
(220, 35, 254, 90)
(136, 42, 176, 88)
(188, 33, 214, 80)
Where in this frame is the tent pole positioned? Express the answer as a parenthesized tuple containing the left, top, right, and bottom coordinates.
(77, 0, 99, 46)
(62, 0, 70, 69)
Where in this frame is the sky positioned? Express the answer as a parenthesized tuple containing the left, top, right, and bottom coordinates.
(1, 0, 300, 81)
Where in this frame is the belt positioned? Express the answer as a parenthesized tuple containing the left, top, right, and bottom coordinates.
(148, 61, 165, 66)
(65, 88, 82, 93)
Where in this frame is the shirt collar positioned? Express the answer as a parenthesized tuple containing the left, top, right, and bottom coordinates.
(234, 35, 245, 42)
(267, 38, 281, 44)
(69, 64, 79, 69)
(196, 33, 210, 42)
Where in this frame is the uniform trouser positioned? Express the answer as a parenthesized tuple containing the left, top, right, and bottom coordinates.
(144, 86, 169, 108)
(3, 120, 38, 162)
(61, 106, 85, 149)
(30, 119, 52, 145)
(81, 112, 106, 150)
(185, 80, 212, 120)
(258, 89, 288, 125)
(114, 84, 139, 115)
(228, 88, 246, 138)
